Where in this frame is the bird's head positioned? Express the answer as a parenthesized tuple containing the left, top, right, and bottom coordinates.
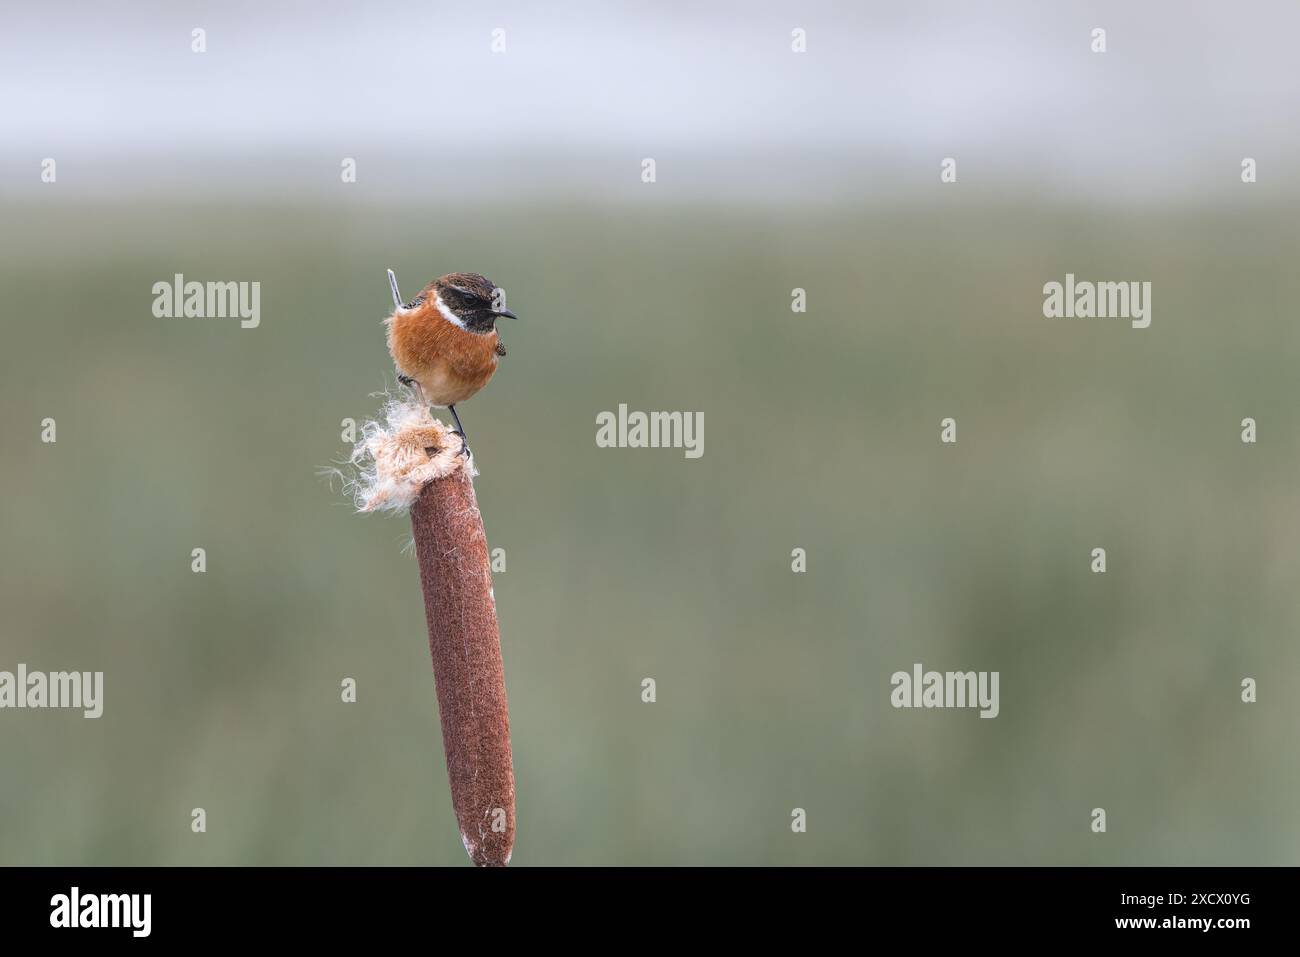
(430, 272, 518, 334)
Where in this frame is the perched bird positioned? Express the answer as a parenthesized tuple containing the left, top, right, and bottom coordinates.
(385, 269, 517, 453)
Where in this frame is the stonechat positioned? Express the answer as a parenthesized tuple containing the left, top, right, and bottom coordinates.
(385, 268, 517, 453)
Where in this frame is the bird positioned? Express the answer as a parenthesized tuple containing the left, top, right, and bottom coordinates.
(384, 268, 517, 454)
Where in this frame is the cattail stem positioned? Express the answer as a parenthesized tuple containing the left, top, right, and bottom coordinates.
(345, 400, 515, 865)
(409, 455, 515, 866)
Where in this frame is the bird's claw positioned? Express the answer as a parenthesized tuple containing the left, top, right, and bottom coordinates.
(452, 430, 471, 458)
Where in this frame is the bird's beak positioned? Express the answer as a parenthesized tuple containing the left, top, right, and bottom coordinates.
(496, 308, 519, 320)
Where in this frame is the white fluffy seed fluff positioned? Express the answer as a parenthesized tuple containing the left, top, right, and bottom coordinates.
(337, 395, 474, 514)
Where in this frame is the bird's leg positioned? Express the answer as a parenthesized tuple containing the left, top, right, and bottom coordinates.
(396, 373, 428, 407)
(448, 404, 470, 457)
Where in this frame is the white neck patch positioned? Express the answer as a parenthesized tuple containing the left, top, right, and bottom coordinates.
(433, 290, 466, 329)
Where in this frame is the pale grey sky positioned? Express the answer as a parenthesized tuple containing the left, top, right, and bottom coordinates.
(2, 0, 1297, 199)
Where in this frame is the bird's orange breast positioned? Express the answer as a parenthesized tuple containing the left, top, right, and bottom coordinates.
(387, 302, 499, 406)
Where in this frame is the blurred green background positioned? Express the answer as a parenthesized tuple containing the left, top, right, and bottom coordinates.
(2, 192, 1298, 864)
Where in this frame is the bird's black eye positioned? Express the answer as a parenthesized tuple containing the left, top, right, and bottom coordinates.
(449, 286, 487, 304)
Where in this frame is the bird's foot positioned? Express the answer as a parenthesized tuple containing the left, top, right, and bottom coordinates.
(396, 374, 414, 388)
(452, 430, 471, 458)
